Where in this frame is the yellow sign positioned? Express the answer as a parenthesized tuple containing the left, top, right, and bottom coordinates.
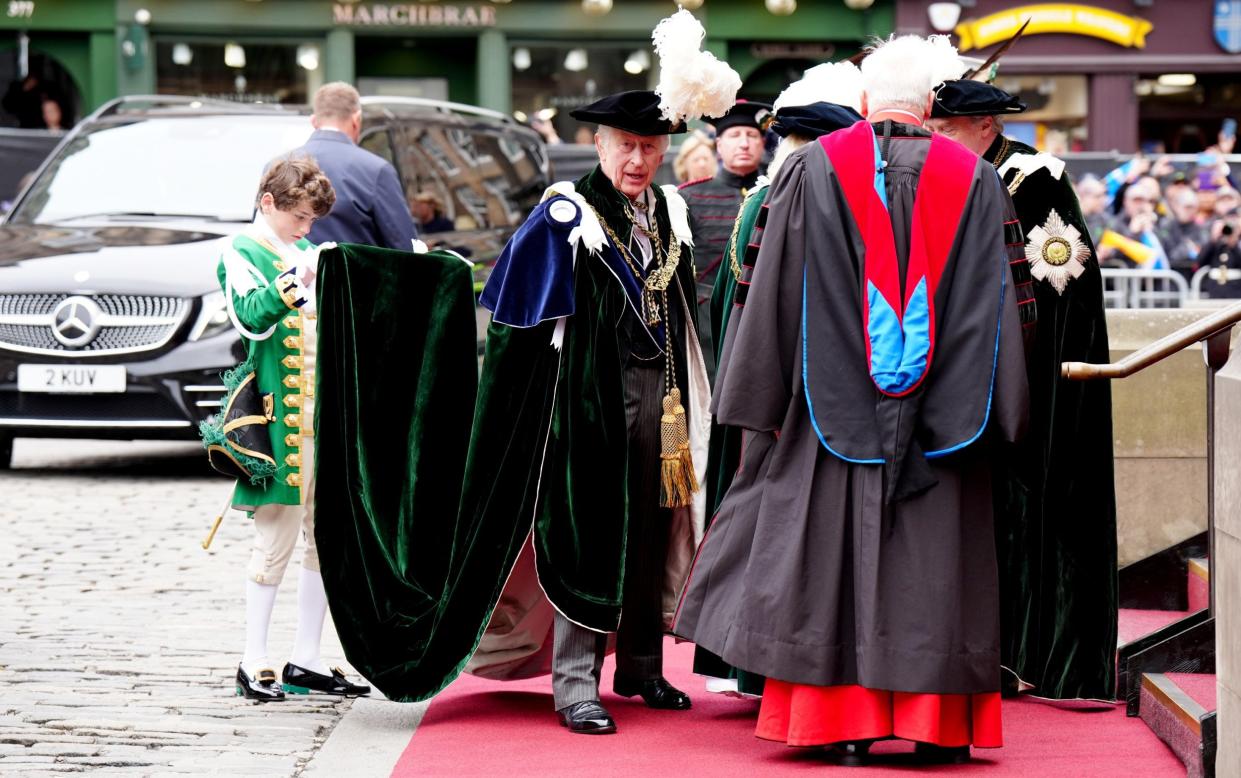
(955, 4, 1153, 51)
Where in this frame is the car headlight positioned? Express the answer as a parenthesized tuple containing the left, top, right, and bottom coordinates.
(188, 290, 233, 341)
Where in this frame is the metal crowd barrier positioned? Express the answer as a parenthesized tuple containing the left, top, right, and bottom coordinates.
(1100, 268, 1189, 309)
(1191, 266, 1241, 301)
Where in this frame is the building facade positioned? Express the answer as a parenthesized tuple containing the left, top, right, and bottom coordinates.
(3, 1, 892, 133)
(897, 0, 1241, 153)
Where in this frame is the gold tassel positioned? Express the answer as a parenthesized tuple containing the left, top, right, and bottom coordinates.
(659, 387, 698, 508)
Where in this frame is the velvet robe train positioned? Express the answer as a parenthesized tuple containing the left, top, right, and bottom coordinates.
(314, 174, 709, 702)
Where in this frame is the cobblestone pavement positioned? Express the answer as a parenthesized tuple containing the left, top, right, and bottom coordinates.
(0, 439, 357, 776)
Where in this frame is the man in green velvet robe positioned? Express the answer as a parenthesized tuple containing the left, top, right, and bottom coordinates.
(928, 79, 1119, 701)
(476, 90, 712, 734)
(314, 90, 714, 735)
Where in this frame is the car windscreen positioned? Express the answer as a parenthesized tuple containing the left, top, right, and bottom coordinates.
(7, 115, 314, 225)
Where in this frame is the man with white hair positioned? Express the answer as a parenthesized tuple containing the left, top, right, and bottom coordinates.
(674, 35, 1028, 765)
(928, 78, 1118, 704)
(460, 89, 712, 735)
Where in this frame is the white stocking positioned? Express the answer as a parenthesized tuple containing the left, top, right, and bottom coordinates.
(289, 567, 330, 675)
(242, 579, 279, 678)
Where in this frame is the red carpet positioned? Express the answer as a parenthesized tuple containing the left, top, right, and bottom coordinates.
(392, 639, 1183, 777)
(1118, 608, 1189, 644)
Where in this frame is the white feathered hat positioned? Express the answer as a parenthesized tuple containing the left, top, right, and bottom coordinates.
(652, 9, 742, 126)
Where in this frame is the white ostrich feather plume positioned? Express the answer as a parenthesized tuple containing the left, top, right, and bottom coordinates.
(652, 9, 741, 125)
(774, 61, 863, 114)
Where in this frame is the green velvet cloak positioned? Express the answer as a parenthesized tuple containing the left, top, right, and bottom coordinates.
(313, 243, 481, 700)
(986, 136, 1119, 701)
(315, 170, 704, 702)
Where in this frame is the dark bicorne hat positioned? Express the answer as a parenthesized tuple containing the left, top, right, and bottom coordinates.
(771, 101, 863, 139)
(711, 100, 773, 135)
(570, 90, 687, 135)
(931, 79, 1027, 119)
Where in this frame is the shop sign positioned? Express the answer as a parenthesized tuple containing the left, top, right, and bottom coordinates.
(750, 42, 836, 60)
(955, 4, 1153, 51)
(5, 1, 35, 19)
(331, 3, 497, 27)
(1215, 1, 1241, 54)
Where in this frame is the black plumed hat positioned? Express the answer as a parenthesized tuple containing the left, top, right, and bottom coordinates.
(570, 90, 687, 135)
(771, 102, 863, 139)
(930, 79, 1027, 119)
(710, 100, 773, 134)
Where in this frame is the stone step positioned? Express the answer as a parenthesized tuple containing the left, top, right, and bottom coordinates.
(1188, 557, 1210, 613)
(1139, 672, 1217, 778)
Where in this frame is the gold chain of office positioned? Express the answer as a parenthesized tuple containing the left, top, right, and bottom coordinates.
(586, 201, 682, 327)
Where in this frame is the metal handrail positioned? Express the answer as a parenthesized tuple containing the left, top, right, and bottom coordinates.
(1061, 302, 1241, 379)
(1062, 300, 1241, 620)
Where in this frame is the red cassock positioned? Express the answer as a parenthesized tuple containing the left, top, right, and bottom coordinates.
(757, 681, 1002, 748)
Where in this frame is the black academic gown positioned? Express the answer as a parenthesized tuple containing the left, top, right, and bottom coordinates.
(674, 123, 1028, 695)
(985, 134, 1119, 701)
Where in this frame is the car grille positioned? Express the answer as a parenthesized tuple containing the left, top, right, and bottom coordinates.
(0, 294, 190, 356)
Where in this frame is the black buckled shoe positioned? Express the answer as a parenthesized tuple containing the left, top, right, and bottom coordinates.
(557, 700, 617, 734)
(827, 740, 873, 767)
(914, 743, 971, 764)
(236, 665, 285, 702)
(613, 676, 692, 710)
(281, 663, 371, 697)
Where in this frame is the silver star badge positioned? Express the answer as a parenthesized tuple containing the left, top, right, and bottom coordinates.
(1024, 210, 1090, 294)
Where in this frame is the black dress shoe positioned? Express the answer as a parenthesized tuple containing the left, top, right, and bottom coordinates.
(557, 700, 617, 734)
(281, 663, 371, 697)
(613, 676, 692, 710)
(914, 743, 971, 764)
(827, 740, 873, 767)
(236, 665, 285, 702)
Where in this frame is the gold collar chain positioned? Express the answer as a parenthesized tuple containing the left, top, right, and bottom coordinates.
(586, 203, 682, 325)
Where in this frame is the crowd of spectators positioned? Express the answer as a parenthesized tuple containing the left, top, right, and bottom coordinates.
(1076, 134, 1241, 298)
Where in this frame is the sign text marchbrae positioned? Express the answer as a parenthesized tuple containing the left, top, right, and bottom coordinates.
(332, 3, 497, 27)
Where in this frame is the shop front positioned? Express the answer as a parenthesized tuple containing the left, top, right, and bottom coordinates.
(0, 0, 116, 128)
(897, 1, 1241, 153)
(112, 0, 892, 137)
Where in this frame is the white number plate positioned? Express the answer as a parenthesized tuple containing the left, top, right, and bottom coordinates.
(17, 364, 127, 393)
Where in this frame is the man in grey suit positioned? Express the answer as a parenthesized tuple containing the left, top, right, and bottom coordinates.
(296, 82, 418, 250)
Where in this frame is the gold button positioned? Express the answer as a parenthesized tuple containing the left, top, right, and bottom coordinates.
(283, 335, 302, 350)
(283, 393, 302, 408)
(281, 355, 303, 369)
(282, 316, 301, 329)
(284, 413, 301, 428)
(285, 452, 301, 468)
(282, 375, 301, 389)
(285, 433, 301, 447)
(285, 472, 301, 487)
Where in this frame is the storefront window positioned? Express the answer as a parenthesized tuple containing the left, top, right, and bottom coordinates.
(511, 44, 653, 144)
(993, 74, 1088, 153)
(1136, 74, 1241, 153)
(155, 39, 323, 104)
